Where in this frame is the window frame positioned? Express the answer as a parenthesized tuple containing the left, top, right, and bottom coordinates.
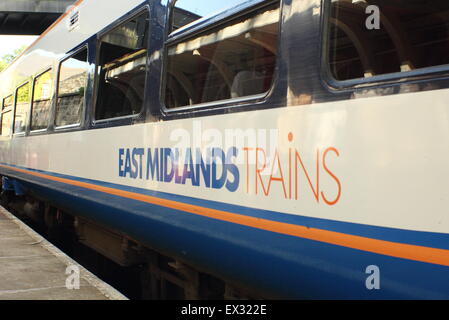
(0, 95, 13, 137)
(30, 67, 53, 134)
(92, 5, 151, 125)
(320, 0, 449, 91)
(13, 81, 31, 136)
(54, 45, 89, 131)
(161, 0, 282, 114)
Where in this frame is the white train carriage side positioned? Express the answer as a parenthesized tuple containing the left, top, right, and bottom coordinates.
(1, 0, 449, 299)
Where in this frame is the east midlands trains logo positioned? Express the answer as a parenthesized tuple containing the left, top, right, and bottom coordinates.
(118, 121, 342, 205)
(119, 147, 240, 192)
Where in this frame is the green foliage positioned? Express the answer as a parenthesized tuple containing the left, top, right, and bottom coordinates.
(0, 60, 7, 72)
(0, 45, 28, 73)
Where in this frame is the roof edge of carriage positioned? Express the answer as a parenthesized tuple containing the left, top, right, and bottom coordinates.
(0, 0, 85, 76)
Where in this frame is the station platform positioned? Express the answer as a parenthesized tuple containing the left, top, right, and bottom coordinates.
(0, 206, 128, 300)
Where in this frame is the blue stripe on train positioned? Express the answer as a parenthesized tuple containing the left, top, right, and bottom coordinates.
(2, 163, 449, 250)
(1, 164, 449, 298)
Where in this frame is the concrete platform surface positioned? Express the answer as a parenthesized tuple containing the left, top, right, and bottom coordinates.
(0, 206, 128, 300)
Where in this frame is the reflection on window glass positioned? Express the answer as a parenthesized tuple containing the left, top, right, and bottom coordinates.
(1, 95, 13, 136)
(31, 70, 52, 131)
(14, 83, 30, 133)
(95, 12, 149, 120)
(165, 2, 279, 109)
(328, 0, 449, 81)
(1, 112, 12, 136)
(56, 49, 88, 127)
(171, 0, 244, 32)
(2, 95, 12, 110)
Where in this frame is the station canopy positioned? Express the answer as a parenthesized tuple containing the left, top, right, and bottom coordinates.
(0, 0, 76, 35)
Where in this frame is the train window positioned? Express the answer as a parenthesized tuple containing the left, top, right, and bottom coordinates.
(164, 2, 280, 109)
(94, 11, 149, 121)
(170, 0, 243, 33)
(14, 82, 31, 134)
(56, 48, 89, 127)
(1, 95, 13, 136)
(326, 0, 449, 82)
(31, 70, 53, 131)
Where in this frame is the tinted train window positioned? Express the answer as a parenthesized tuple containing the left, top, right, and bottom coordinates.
(56, 48, 88, 127)
(170, 0, 243, 32)
(327, 0, 449, 81)
(165, 2, 279, 109)
(14, 82, 30, 133)
(1, 95, 13, 136)
(31, 70, 53, 131)
(95, 11, 149, 121)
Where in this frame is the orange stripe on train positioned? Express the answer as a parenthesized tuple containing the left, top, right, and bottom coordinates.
(1, 164, 449, 267)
